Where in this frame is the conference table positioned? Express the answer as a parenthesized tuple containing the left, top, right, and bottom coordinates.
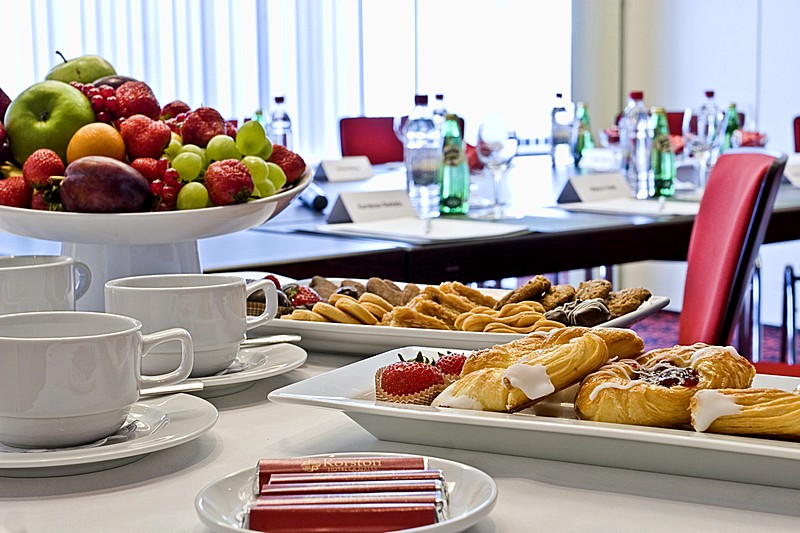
(3, 157, 800, 532)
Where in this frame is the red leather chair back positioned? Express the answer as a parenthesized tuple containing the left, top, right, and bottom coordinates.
(339, 116, 404, 165)
(678, 149, 787, 346)
(794, 116, 800, 153)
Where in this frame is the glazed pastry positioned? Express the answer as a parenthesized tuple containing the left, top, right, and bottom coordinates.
(503, 332, 611, 412)
(493, 275, 551, 310)
(545, 298, 611, 327)
(459, 332, 550, 375)
(575, 343, 756, 428)
(432, 368, 509, 412)
(691, 388, 800, 439)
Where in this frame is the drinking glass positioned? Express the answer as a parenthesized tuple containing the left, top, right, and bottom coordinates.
(472, 114, 519, 219)
(682, 107, 719, 192)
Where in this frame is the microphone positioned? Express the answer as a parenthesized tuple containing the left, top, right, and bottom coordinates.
(298, 182, 329, 211)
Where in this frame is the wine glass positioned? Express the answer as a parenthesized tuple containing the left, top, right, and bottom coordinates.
(682, 107, 720, 192)
(472, 114, 519, 219)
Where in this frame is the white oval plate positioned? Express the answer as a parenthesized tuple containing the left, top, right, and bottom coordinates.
(0, 394, 218, 477)
(195, 452, 498, 533)
(0, 168, 311, 245)
(188, 343, 307, 398)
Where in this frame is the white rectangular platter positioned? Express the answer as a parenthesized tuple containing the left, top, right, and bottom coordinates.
(252, 277, 669, 355)
(269, 346, 800, 490)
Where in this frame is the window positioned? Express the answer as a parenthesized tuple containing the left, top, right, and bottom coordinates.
(2, 0, 571, 162)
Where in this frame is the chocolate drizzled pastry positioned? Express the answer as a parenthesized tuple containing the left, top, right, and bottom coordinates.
(545, 298, 610, 327)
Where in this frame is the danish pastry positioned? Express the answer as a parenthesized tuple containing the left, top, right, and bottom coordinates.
(432, 368, 509, 412)
(690, 388, 800, 440)
(503, 331, 611, 411)
(575, 343, 756, 428)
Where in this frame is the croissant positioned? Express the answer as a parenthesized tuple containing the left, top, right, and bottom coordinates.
(575, 343, 756, 428)
(431, 368, 509, 412)
(503, 332, 611, 412)
(690, 388, 800, 440)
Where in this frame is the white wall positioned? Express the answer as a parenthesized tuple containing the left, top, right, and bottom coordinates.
(573, 0, 800, 326)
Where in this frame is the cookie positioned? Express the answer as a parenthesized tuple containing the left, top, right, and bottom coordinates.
(538, 284, 577, 311)
(607, 287, 652, 318)
(493, 275, 552, 310)
(575, 279, 612, 301)
(309, 275, 338, 301)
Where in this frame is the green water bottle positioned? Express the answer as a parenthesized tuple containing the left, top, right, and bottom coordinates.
(571, 102, 594, 166)
(649, 107, 675, 198)
(439, 114, 470, 215)
(720, 103, 741, 153)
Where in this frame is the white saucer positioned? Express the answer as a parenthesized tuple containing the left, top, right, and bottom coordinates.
(195, 452, 498, 533)
(0, 394, 218, 478)
(187, 343, 307, 398)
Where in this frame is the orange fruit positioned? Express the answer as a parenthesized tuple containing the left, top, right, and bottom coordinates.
(66, 122, 127, 164)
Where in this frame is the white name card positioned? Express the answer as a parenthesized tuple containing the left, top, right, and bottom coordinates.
(327, 190, 418, 223)
(314, 156, 374, 182)
(557, 172, 630, 203)
(784, 154, 800, 187)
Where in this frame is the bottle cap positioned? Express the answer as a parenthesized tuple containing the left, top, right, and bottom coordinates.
(630, 91, 644, 100)
(705, 90, 715, 98)
(556, 92, 563, 98)
(435, 94, 444, 101)
(274, 96, 285, 104)
(651, 106, 665, 114)
(414, 94, 428, 105)
(444, 113, 458, 121)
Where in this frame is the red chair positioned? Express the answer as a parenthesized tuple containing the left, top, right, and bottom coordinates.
(678, 149, 787, 350)
(339, 116, 403, 165)
(793, 116, 800, 152)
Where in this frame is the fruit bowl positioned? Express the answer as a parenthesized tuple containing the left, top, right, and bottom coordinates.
(0, 168, 312, 311)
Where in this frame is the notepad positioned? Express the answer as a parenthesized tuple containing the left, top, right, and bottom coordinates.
(314, 217, 530, 244)
(558, 198, 700, 216)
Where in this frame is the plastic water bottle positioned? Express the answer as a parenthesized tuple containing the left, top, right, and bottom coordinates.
(618, 91, 646, 175)
(623, 95, 651, 198)
(432, 93, 447, 130)
(550, 93, 573, 167)
(400, 94, 442, 218)
(698, 90, 722, 164)
(268, 96, 293, 149)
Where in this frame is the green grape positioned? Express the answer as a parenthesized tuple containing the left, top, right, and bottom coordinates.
(206, 135, 241, 162)
(265, 161, 287, 190)
(164, 139, 182, 160)
(176, 182, 210, 210)
(179, 144, 207, 167)
(171, 152, 204, 182)
(241, 155, 268, 182)
(235, 120, 268, 156)
(253, 172, 276, 198)
(255, 138, 274, 160)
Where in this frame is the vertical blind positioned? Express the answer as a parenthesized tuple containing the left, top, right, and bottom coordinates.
(3, 0, 571, 163)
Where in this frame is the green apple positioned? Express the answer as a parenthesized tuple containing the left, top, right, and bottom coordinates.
(4, 81, 96, 164)
(45, 53, 116, 84)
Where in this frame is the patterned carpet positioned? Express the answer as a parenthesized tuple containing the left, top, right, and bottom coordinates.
(629, 310, 786, 362)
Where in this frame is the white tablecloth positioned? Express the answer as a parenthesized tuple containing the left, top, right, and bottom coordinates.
(2, 351, 800, 533)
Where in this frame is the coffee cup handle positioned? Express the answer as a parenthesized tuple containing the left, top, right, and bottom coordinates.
(139, 328, 194, 389)
(245, 279, 279, 329)
(73, 261, 92, 301)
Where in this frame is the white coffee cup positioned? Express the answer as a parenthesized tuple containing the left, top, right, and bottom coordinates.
(0, 255, 91, 314)
(0, 311, 193, 449)
(104, 273, 278, 377)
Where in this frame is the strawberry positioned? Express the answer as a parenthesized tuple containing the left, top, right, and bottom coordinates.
(380, 358, 444, 397)
(263, 274, 282, 292)
(119, 115, 172, 160)
(30, 189, 47, 210)
(225, 120, 238, 138)
(181, 107, 226, 148)
(268, 145, 306, 184)
(204, 159, 254, 205)
(0, 175, 32, 208)
(22, 148, 65, 190)
(160, 100, 191, 120)
(282, 284, 320, 308)
(115, 81, 161, 119)
(130, 157, 168, 182)
(435, 352, 467, 376)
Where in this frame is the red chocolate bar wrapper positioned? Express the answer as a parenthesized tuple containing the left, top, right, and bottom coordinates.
(254, 490, 448, 519)
(245, 503, 439, 532)
(259, 479, 443, 497)
(255, 455, 427, 492)
(267, 468, 444, 485)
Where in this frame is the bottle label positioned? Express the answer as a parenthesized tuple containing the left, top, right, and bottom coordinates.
(652, 134, 671, 153)
(442, 141, 465, 166)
